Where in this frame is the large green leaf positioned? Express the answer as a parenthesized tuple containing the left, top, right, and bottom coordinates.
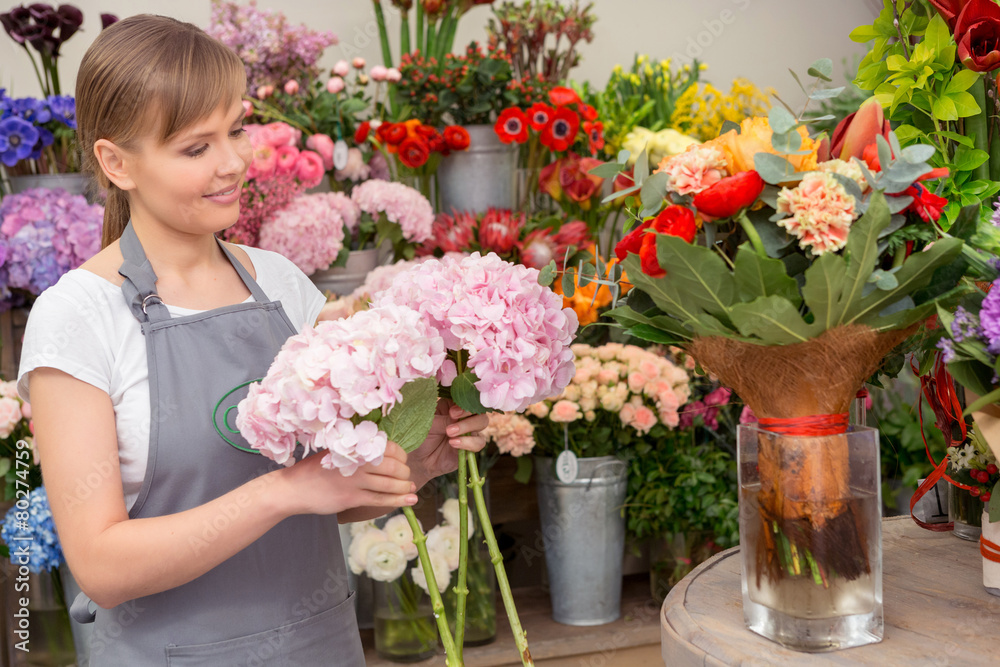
(380, 378, 440, 452)
(837, 191, 890, 326)
(605, 304, 692, 341)
(728, 296, 814, 344)
(450, 371, 489, 415)
(802, 252, 847, 330)
(622, 255, 707, 326)
(654, 234, 737, 324)
(733, 245, 801, 306)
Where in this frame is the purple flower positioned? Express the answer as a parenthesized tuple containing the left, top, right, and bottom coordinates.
(45, 95, 74, 128)
(938, 338, 956, 363)
(100, 13, 117, 29)
(992, 199, 1000, 229)
(0, 116, 40, 167)
(950, 306, 981, 343)
(10, 96, 50, 124)
(980, 281, 1000, 355)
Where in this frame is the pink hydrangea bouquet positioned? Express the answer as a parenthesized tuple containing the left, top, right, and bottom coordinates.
(350, 179, 434, 262)
(256, 192, 359, 276)
(220, 121, 325, 246)
(0, 377, 38, 500)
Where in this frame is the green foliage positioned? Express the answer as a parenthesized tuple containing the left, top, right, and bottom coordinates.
(450, 371, 489, 415)
(624, 431, 739, 548)
(874, 386, 946, 509)
(380, 378, 440, 453)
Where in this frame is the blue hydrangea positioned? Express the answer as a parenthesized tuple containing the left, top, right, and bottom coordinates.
(1, 487, 64, 573)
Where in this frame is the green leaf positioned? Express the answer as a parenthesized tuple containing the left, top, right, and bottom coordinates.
(728, 296, 814, 344)
(808, 87, 845, 100)
(932, 95, 959, 121)
(603, 182, 641, 204)
(513, 456, 533, 484)
(653, 234, 737, 321)
(626, 323, 686, 344)
(964, 387, 1000, 416)
(807, 58, 834, 81)
(934, 129, 975, 147)
(754, 153, 797, 185)
(949, 90, 982, 117)
(538, 261, 557, 286)
(589, 161, 627, 179)
(953, 147, 990, 172)
(639, 172, 669, 213)
(380, 378, 440, 452)
(990, 480, 1000, 523)
(946, 69, 981, 94)
(621, 255, 722, 330)
(768, 106, 797, 135)
(837, 191, 891, 326)
(451, 371, 488, 414)
(634, 147, 649, 186)
(771, 130, 803, 153)
(923, 13, 953, 59)
(802, 252, 848, 330)
(900, 144, 935, 164)
(849, 25, 881, 42)
(617, 149, 631, 164)
(733, 244, 801, 305)
(561, 266, 577, 297)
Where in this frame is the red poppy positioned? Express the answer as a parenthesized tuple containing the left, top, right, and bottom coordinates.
(427, 131, 449, 155)
(528, 103, 554, 131)
(443, 125, 471, 151)
(583, 120, 605, 153)
(383, 123, 408, 145)
(415, 123, 437, 139)
(637, 206, 697, 278)
(692, 171, 765, 220)
(639, 234, 667, 278)
(581, 104, 598, 122)
(615, 219, 654, 262)
(902, 183, 948, 222)
(540, 107, 580, 152)
(494, 108, 529, 144)
(549, 86, 581, 108)
(355, 121, 371, 144)
(398, 137, 430, 168)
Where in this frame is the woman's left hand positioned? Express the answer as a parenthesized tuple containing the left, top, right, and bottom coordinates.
(408, 399, 489, 486)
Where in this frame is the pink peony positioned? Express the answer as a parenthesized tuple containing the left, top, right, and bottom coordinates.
(740, 405, 758, 424)
(351, 180, 434, 243)
(295, 151, 326, 189)
(247, 144, 277, 180)
(370, 65, 388, 81)
(658, 145, 728, 196)
(306, 133, 336, 171)
(260, 121, 300, 149)
(284, 79, 300, 95)
(327, 76, 345, 94)
(333, 60, 350, 77)
(275, 146, 300, 173)
(386, 67, 402, 82)
(352, 57, 366, 69)
(257, 193, 351, 275)
(776, 172, 856, 256)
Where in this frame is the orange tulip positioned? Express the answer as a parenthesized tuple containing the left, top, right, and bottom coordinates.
(829, 97, 891, 162)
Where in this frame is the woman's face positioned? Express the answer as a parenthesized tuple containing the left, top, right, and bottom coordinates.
(123, 97, 253, 236)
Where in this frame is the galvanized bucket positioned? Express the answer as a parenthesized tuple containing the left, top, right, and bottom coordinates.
(436, 124, 516, 214)
(310, 247, 381, 298)
(535, 455, 628, 626)
(6, 173, 93, 199)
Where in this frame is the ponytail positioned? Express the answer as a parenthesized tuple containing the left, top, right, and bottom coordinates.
(101, 184, 130, 249)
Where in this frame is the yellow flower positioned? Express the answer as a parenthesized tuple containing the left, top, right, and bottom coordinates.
(613, 64, 623, 74)
(623, 127, 699, 166)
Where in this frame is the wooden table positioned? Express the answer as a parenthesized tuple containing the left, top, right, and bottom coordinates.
(363, 575, 661, 666)
(661, 515, 1000, 666)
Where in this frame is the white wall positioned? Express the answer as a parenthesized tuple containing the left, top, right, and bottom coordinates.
(0, 0, 882, 109)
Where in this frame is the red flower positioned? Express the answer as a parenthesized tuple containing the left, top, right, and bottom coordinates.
(828, 98, 891, 162)
(443, 125, 471, 151)
(692, 171, 765, 220)
(581, 104, 599, 122)
(528, 103, 553, 131)
(929, 0, 972, 27)
(902, 183, 948, 222)
(427, 130, 449, 155)
(583, 120, 604, 153)
(355, 121, 371, 144)
(955, 0, 1000, 72)
(549, 86, 581, 108)
(478, 208, 525, 254)
(383, 123, 408, 145)
(415, 124, 437, 139)
(615, 219, 653, 262)
(419, 210, 476, 256)
(540, 107, 580, 152)
(558, 155, 604, 209)
(539, 158, 563, 200)
(398, 137, 430, 168)
(495, 108, 529, 144)
(553, 220, 591, 254)
(639, 234, 667, 278)
(518, 228, 558, 269)
(637, 206, 697, 278)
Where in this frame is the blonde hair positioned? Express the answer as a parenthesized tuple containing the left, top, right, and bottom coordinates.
(76, 15, 246, 248)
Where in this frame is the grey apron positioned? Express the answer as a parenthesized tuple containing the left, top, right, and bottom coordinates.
(73, 222, 365, 666)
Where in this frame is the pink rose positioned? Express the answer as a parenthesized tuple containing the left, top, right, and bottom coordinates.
(306, 133, 336, 171)
(284, 79, 300, 95)
(256, 84, 274, 100)
(704, 387, 732, 407)
(740, 405, 758, 424)
(261, 122, 299, 149)
(275, 146, 300, 173)
(352, 57, 366, 69)
(333, 60, 350, 77)
(370, 65, 388, 82)
(0, 397, 22, 438)
(632, 406, 657, 434)
(627, 372, 648, 393)
(327, 77, 345, 94)
(295, 151, 326, 189)
(386, 68, 402, 83)
(247, 144, 277, 180)
(549, 400, 581, 423)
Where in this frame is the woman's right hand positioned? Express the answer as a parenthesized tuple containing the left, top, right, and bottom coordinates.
(275, 442, 418, 516)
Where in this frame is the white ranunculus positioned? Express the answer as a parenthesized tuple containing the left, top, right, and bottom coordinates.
(365, 541, 407, 582)
(411, 550, 452, 595)
(400, 541, 418, 561)
(441, 499, 474, 535)
(384, 514, 417, 547)
(347, 528, 388, 575)
(426, 524, 462, 571)
(349, 520, 377, 537)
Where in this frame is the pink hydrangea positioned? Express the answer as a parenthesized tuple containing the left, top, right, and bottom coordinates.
(658, 145, 728, 196)
(257, 193, 355, 275)
(373, 253, 579, 412)
(482, 412, 536, 457)
(351, 180, 434, 243)
(776, 172, 856, 256)
(236, 304, 446, 474)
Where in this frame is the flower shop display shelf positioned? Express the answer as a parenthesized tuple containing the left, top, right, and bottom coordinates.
(661, 516, 996, 665)
(361, 573, 661, 666)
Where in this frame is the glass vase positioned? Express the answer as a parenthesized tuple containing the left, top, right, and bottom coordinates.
(949, 483, 984, 541)
(738, 424, 883, 652)
(4, 566, 77, 667)
(442, 526, 497, 646)
(372, 574, 437, 663)
(649, 531, 715, 603)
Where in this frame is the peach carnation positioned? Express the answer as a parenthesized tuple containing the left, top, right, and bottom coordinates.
(657, 145, 728, 196)
(816, 158, 867, 192)
(550, 400, 582, 422)
(776, 172, 856, 256)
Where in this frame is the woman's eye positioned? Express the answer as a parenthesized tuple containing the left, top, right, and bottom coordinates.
(186, 145, 208, 158)
(230, 128, 245, 139)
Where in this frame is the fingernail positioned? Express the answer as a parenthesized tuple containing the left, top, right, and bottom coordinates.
(450, 438, 461, 446)
(447, 426, 459, 436)
(410, 482, 417, 493)
(405, 495, 418, 506)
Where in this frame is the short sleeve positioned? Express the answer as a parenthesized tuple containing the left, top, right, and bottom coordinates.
(17, 276, 114, 403)
(241, 246, 327, 333)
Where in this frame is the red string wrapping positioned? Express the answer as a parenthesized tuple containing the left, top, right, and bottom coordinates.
(758, 413, 849, 437)
(981, 535, 1000, 564)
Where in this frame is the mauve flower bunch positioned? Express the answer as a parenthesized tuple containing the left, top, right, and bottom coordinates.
(236, 304, 446, 475)
(206, 0, 337, 94)
(350, 179, 434, 260)
(522, 342, 693, 458)
(373, 252, 578, 412)
(1, 487, 62, 573)
(0, 187, 102, 310)
(257, 192, 356, 275)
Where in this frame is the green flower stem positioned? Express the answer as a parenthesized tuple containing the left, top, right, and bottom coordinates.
(402, 506, 461, 666)
(426, 22, 438, 63)
(400, 15, 411, 56)
(468, 455, 534, 667)
(437, 6, 458, 61)
(737, 212, 767, 258)
(21, 46, 46, 98)
(373, 1, 394, 68)
(454, 451, 470, 653)
(416, 3, 425, 54)
(970, 75, 991, 185)
(990, 88, 1000, 182)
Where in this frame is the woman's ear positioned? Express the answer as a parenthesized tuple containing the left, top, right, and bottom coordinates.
(93, 139, 136, 191)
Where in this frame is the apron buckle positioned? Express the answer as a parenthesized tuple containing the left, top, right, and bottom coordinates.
(141, 294, 163, 315)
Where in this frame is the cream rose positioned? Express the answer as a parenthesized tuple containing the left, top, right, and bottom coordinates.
(365, 541, 407, 582)
(348, 527, 387, 575)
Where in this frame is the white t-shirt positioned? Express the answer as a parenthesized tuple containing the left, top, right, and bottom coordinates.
(17, 245, 326, 510)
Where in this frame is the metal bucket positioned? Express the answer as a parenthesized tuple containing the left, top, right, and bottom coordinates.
(436, 124, 516, 214)
(6, 173, 94, 199)
(310, 247, 381, 298)
(535, 455, 628, 626)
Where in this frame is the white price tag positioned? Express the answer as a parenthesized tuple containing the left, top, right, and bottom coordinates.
(555, 450, 578, 484)
(333, 139, 349, 170)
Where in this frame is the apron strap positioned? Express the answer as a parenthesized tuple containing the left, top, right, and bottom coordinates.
(118, 221, 170, 323)
(216, 239, 269, 303)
